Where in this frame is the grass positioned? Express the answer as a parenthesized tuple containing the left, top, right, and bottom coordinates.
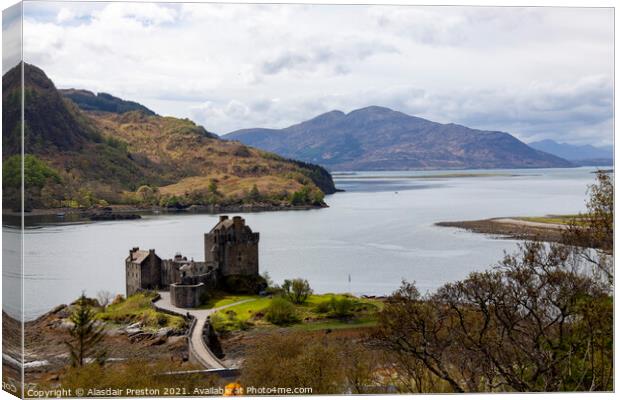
(518, 214, 585, 225)
(196, 293, 249, 309)
(96, 292, 186, 331)
(210, 293, 383, 333)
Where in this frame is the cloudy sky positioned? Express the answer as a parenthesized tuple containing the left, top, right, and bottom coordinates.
(7, 2, 615, 145)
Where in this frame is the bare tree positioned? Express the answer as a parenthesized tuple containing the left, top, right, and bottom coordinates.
(96, 290, 113, 309)
(563, 170, 613, 285)
(372, 242, 612, 392)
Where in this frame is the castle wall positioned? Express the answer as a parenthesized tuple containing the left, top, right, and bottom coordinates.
(139, 252, 162, 291)
(196, 270, 218, 290)
(161, 259, 181, 288)
(126, 262, 141, 296)
(204, 216, 260, 277)
(170, 283, 207, 308)
(220, 240, 259, 276)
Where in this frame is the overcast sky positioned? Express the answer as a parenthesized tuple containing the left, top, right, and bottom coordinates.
(7, 2, 614, 145)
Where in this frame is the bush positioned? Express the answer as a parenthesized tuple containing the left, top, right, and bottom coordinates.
(265, 297, 299, 326)
(241, 332, 345, 394)
(315, 300, 331, 314)
(282, 278, 313, 304)
(329, 297, 355, 319)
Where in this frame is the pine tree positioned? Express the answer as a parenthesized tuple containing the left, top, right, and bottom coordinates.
(65, 293, 106, 367)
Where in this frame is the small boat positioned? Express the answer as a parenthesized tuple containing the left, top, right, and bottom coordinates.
(56, 212, 66, 218)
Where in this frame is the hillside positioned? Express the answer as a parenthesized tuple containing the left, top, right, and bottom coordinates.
(226, 106, 573, 171)
(59, 89, 157, 116)
(529, 139, 613, 166)
(87, 111, 336, 204)
(2, 63, 336, 211)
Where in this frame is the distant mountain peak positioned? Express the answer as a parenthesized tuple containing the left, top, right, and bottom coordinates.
(308, 109, 345, 121)
(226, 107, 572, 171)
(529, 139, 612, 161)
(348, 105, 394, 115)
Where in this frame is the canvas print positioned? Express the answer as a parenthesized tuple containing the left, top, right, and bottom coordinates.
(1, 1, 614, 397)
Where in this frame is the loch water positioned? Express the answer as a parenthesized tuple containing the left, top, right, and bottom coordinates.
(3, 167, 600, 320)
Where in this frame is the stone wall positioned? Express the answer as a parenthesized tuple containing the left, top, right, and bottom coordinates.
(170, 282, 207, 308)
(204, 215, 260, 277)
(220, 240, 259, 276)
(126, 262, 141, 296)
(140, 251, 162, 290)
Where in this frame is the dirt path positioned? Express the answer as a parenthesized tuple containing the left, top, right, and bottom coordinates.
(155, 292, 255, 369)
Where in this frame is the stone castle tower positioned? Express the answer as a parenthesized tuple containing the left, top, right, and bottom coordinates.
(204, 215, 259, 277)
(125, 216, 260, 307)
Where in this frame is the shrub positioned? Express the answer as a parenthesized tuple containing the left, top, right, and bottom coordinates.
(329, 297, 355, 319)
(282, 278, 313, 304)
(265, 297, 299, 326)
(241, 332, 345, 394)
(315, 300, 331, 314)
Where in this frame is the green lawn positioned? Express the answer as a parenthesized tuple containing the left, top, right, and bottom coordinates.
(197, 293, 252, 309)
(96, 292, 186, 331)
(210, 293, 383, 333)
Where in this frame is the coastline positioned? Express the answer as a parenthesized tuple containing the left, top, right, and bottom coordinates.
(2, 202, 328, 222)
(436, 217, 567, 244)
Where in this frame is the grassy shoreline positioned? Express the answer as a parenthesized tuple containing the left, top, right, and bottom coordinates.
(436, 214, 576, 243)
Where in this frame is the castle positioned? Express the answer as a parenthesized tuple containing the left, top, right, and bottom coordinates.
(125, 216, 260, 308)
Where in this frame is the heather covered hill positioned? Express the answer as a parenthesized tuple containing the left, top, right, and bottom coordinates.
(87, 110, 336, 202)
(2, 63, 336, 211)
(226, 106, 573, 171)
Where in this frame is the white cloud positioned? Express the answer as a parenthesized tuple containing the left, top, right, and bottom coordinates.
(56, 8, 75, 23)
(2, 2, 22, 74)
(21, 3, 613, 146)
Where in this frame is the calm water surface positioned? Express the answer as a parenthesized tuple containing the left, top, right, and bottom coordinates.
(3, 167, 599, 320)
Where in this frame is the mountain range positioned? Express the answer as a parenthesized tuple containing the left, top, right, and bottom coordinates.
(2, 63, 335, 210)
(528, 139, 613, 166)
(226, 107, 573, 171)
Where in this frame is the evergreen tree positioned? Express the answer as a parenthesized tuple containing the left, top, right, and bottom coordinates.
(65, 293, 106, 367)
